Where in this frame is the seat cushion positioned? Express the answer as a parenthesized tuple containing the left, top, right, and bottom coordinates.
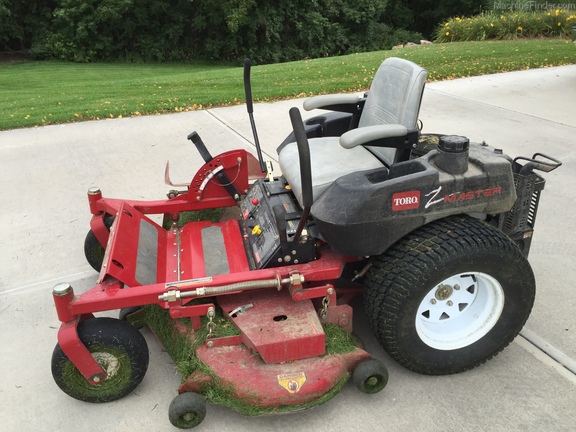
(278, 137, 383, 207)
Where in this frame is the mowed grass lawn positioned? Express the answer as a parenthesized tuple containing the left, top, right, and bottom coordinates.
(1, 39, 575, 130)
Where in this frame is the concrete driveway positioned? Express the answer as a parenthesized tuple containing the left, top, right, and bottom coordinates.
(1, 64, 575, 431)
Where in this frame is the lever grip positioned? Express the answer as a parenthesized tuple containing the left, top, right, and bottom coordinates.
(244, 59, 254, 114)
(187, 131, 213, 163)
(288, 107, 313, 209)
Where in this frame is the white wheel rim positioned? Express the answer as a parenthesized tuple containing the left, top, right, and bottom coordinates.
(415, 272, 505, 350)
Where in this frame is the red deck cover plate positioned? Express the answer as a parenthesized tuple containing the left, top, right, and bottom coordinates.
(218, 289, 325, 364)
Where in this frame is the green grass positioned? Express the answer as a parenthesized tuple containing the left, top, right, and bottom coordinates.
(1, 39, 575, 130)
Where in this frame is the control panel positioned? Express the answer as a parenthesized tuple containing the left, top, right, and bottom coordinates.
(240, 177, 315, 269)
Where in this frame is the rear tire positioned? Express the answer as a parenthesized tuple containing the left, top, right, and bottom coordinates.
(364, 215, 535, 375)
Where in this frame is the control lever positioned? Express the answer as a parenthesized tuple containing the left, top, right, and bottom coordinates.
(244, 59, 267, 174)
(288, 107, 312, 243)
(187, 131, 241, 202)
(273, 205, 290, 254)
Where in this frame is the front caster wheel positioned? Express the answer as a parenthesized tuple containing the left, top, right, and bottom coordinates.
(84, 215, 114, 272)
(119, 306, 145, 329)
(51, 317, 149, 403)
(169, 392, 207, 429)
(364, 215, 535, 375)
(352, 359, 389, 394)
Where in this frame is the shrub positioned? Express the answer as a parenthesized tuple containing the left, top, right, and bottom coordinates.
(435, 9, 576, 42)
(30, 0, 423, 63)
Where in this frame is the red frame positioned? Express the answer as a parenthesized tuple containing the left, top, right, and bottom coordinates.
(54, 149, 366, 395)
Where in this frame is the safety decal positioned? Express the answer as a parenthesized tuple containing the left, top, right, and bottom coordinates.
(277, 372, 307, 394)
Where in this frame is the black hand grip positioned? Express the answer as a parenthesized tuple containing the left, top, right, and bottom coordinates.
(244, 59, 253, 114)
(289, 107, 313, 209)
(187, 131, 213, 163)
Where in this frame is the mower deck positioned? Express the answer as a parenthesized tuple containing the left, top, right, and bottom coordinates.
(180, 342, 371, 411)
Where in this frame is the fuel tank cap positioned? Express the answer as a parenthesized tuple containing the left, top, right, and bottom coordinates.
(439, 135, 470, 153)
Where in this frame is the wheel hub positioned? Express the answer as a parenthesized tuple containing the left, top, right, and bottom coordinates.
(92, 352, 120, 377)
(435, 283, 453, 301)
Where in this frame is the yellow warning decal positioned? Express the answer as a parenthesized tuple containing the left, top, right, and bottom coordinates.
(277, 372, 307, 394)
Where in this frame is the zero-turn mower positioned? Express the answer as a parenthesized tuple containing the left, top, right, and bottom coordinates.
(50, 58, 561, 428)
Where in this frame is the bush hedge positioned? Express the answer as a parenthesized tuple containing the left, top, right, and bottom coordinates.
(1, 0, 423, 63)
(435, 9, 576, 42)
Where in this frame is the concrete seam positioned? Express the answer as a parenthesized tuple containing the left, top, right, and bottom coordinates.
(0, 268, 96, 296)
(519, 328, 576, 377)
(205, 109, 279, 162)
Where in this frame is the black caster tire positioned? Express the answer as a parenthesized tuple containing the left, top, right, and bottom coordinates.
(364, 215, 535, 375)
(84, 215, 114, 272)
(352, 358, 389, 394)
(119, 306, 145, 329)
(51, 317, 149, 403)
(169, 392, 207, 429)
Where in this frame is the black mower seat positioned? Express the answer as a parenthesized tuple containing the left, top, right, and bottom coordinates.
(279, 57, 428, 208)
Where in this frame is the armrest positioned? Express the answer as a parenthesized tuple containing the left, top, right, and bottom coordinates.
(303, 94, 362, 112)
(340, 124, 417, 149)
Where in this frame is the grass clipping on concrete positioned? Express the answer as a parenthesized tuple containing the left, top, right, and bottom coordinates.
(139, 303, 356, 415)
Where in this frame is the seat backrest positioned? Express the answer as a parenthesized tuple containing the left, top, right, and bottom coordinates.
(360, 57, 428, 167)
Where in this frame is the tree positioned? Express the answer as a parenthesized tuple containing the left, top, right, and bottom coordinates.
(0, 0, 57, 51)
(385, 0, 490, 38)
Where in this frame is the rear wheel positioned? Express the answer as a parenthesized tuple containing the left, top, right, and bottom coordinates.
(51, 317, 149, 402)
(364, 215, 535, 375)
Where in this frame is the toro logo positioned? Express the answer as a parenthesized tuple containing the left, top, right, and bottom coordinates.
(392, 191, 421, 211)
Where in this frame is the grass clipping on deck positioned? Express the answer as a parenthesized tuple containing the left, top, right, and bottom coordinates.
(139, 303, 357, 415)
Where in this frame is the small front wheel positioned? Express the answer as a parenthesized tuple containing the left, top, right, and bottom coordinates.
(169, 392, 207, 429)
(51, 317, 149, 403)
(352, 358, 389, 394)
(119, 306, 145, 329)
(84, 215, 114, 272)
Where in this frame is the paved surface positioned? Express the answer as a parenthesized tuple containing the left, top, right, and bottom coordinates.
(1, 64, 575, 431)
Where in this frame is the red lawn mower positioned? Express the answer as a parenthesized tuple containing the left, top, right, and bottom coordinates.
(50, 58, 561, 428)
